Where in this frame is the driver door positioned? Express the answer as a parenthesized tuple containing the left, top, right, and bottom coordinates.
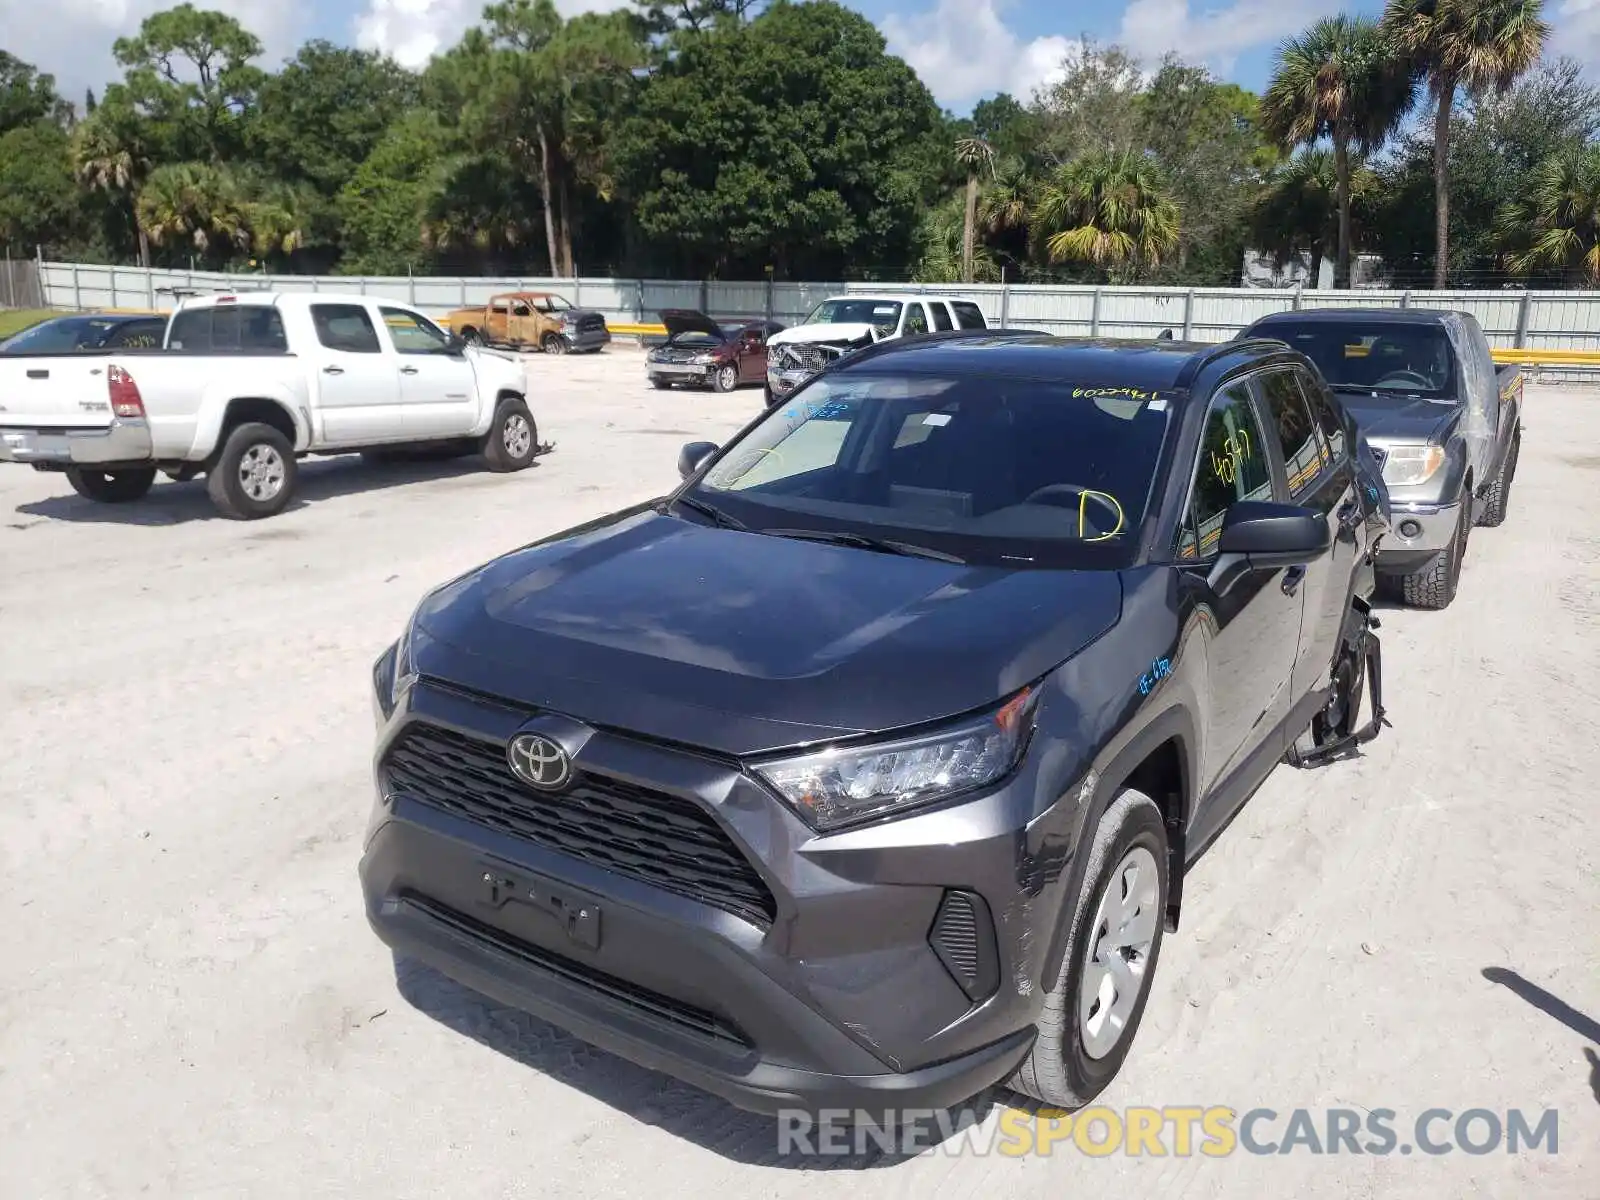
(1177, 379, 1305, 847)
(508, 300, 535, 345)
(379, 306, 477, 438)
(485, 301, 510, 344)
(737, 326, 766, 382)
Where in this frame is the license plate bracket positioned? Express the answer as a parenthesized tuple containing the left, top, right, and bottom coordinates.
(478, 864, 602, 951)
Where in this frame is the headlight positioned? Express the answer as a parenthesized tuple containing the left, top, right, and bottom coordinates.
(753, 687, 1038, 832)
(690, 353, 715, 366)
(372, 612, 421, 723)
(1378, 444, 1445, 486)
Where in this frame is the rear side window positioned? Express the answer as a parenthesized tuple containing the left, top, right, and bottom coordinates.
(904, 304, 929, 335)
(101, 320, 164, 349)
(952, 301, 988, 330)
(929, 302, 953, 332)
(1258, 370, 1329, 498)
(312, 304, 381, 354)
(167, 306, 287, 353)
(1179, 383, 1273, 559)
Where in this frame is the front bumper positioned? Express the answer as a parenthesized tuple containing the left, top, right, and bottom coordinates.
(359, 679, 1083, 1116)
(766, 367, 812, 397)
(648, 361, 716, 384)
(0, 418, 154, 467)
(1375, 499, 1462, 575)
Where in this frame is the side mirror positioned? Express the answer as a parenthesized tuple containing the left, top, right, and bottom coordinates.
(678, 440, 718, 480)
(1157, 328, 1174, 341)
(1217, 501, 1331, 568)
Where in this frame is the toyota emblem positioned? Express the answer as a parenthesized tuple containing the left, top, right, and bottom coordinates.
(506, 733, 572, 791)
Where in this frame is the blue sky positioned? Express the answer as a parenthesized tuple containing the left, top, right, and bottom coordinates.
(4, 0, 1594, 117)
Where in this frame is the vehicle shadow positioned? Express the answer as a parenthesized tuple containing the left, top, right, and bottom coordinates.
(13, 451, 545, 526)
(1481, 967, 1600, 1106)
(393, 956, 1006, 1167)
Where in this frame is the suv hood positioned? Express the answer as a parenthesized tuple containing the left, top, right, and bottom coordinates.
(658, 309, 730, 343)
(1339, 393, 1462, 444)
(767, 323, 880, 347)
(409, 507, 1123, 757)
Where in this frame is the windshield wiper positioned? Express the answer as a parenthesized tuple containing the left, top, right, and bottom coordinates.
(761, 527, 967, 563)
(1329, 382, 1452, 403)
(661, 494, 748, 531)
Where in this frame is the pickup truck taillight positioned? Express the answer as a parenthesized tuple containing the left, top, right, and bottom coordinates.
(107, 364, 146, 419)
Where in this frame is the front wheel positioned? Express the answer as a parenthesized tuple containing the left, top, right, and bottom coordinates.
(65, 466, 156, 504)
(1396, 505, 1468, 609)
(206, 422, 297, 520)
(541, 333, 568, 355)
(1009, 787, 1168, 1109)
(481, 397, 538, 472)
(712, 363, 738, 393)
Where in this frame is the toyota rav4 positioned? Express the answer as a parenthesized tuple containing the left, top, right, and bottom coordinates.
(360, 330, 1391, 1117)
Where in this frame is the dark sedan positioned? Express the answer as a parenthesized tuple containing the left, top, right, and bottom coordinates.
(647, 310, 784, 393)
(362, 330, 1391, 1117)
(0, 313, 167, 354)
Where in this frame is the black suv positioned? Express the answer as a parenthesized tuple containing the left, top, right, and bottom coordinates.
(361, 331, 1391, 1116)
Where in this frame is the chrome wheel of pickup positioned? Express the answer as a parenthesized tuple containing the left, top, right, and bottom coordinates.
(238, 443, 286, 502)
(503, 413, 532, 460)
(1079, 845, 1160, 1060)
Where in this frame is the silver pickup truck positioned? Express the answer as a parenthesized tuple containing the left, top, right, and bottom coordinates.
(1241, 308, 1523, 609)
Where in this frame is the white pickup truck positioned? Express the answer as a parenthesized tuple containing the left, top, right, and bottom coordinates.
(0, 291, 538, 519)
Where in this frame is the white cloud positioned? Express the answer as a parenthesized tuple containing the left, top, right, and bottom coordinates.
(0, 0, 306, 107)
(354, 0, 630, 69)
(880, 0, 1076, 112)
(1554, 0, 1600, 69)
(1117, 0, 1334, 77)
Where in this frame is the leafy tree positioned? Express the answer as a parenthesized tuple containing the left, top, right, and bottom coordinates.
(1031, 151, 1180, 281)
(338, 110, 452, 275)
(72, 93, 156, 265)
(1382, 0, 1549, 288)
(0, 51, 71, 134)
(111, 4, 266, 164)
(1262, 15, 1414, 288)
(912, 193, 999, 283)
(253, 42, 418, 197)
(1033, 41, 1146, 164)
(1251, 149, 1378, 285)
(971, 93, 1042, 166)
(0, 122, 80, 253)
(610, 0, 944, 278)
(633, 0, 763, 34)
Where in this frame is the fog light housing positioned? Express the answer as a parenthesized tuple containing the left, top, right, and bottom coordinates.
(1398, 518, 1422, 539)
(928, 888, 1000, 1002)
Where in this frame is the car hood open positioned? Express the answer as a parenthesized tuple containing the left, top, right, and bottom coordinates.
(658, 309, 730, 343)
(410, 506, 1123, 757)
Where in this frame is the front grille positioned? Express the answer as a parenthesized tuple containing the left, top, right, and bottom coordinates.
(404, 895, 751, 1049)
(775, 344, 842, 373)
(384, 724, 778, 927)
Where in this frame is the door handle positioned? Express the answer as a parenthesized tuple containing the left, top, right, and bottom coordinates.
(400, 365, 419, 375)
(1281, 566, 1306, 596)
(323, 365, 344, 375)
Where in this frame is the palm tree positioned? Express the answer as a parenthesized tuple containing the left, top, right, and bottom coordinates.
(978, 156, 1034, 274)
(954, 136, 995, 283)
(1382, 0, 1549, 288)
(1030, 151, 1181, 280)
(913, 194, 1001, 283)
(136, 163, 251, 262)
(1251, 148, 1378, 285)
(1498, 145, 1600, 282)
(72, 114, 150, 267)
(1261, 15, 1415, 289)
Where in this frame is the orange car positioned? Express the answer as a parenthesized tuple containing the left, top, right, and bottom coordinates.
(441, 291, 610, 354)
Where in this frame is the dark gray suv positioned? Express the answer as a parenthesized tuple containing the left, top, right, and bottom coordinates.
(361, 331, 1389, 1116)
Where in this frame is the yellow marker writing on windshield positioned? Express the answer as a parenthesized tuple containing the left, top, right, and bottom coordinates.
(1080, 490, 1125, 541)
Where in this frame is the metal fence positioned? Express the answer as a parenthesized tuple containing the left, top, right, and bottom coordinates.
(33, 260, 1600, 353)
(2, 255, 44, 309)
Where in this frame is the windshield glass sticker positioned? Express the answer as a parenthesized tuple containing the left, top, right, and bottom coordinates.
(924, 413, 952, 426)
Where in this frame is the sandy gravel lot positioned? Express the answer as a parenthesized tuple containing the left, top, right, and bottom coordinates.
(1, 349, 1596, 1198)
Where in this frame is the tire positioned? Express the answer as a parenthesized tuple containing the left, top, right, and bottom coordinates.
(1476, 429, 1519, 528)
(711, 363, 739, 393)
(763, 384, 777, 408)
(541, 333, 568, 355)
(461, 328, 482, 347)
(481, 396, 538, 472)
(650, 377, 671, 390)
(65, 466, 156, 504)
(206, 422, 297, 520)
(1009, 787, 1169, 1109)
(1398, 504, 1467, 610)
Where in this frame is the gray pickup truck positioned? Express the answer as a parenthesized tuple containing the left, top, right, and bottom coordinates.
(1240, 309, 1523, 609)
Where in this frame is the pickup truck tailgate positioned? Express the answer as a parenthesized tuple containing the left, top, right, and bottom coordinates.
(0, 358, 117, 429)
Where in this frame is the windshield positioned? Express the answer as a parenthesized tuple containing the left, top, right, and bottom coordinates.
(805, 299, 902, 335)
(686, 372, 1173, 568)
(1258, 321, 1456, 401)
(1, 316, 119, 352)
